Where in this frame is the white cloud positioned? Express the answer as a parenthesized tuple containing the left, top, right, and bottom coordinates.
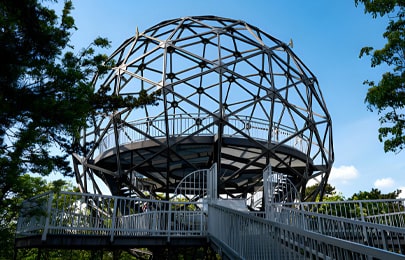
(374, 178, 395, 189)
(307, 176, 322, 187)
(329, 165, 359, 184)
(306, 165, 359, 195)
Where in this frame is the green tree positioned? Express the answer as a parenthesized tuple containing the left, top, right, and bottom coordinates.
(1, 176, 71, 259)
(305, 183, 345, 202)
(0, 1, 106, 256)
(348, 188, 403, 224)
(0, 0, 157, 258)
(349, 187, 401, 200)
(355, 0, 405, 153)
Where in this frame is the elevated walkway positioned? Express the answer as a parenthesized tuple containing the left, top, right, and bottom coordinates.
(15, 165, 405, 259)
(15, 191, 405, 259)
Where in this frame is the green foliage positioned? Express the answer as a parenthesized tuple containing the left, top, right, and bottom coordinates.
(0, 0, 158, 258)
(0, 176, 71, 259)
(349, 187, 401, 200)
(309, 187, 402, 219)
(355, 0, 405, 153)
(16, 248, 143, 260)
(307, 183, 400, 202)
(305, 183, 345, 202)
(0, 0, 158, 183)
(348, 188, 403, 223)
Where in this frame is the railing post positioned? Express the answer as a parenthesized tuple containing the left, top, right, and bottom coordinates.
(178, 114, 181, 135)
(41, 192, 54, 241)
(301, 204, 307, 230)
(359, 201, 368, 242)
(110, 198, 118, 243)
(167, 201, 172, 242)
(263, 164, 271, 219)
(207, 164, 217, 202)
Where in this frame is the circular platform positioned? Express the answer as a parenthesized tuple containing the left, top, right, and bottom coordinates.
(94, 116, 312, 195)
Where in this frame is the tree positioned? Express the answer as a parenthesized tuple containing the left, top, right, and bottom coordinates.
(349, 187, 401, 200)
(305, 183, 345, 201)
(0, 0, 156, 258)
(355, 0, 405, 153)
(0, 1, 107, 256)
(348, 188, 403, 224)
(0, 176, 72, 259)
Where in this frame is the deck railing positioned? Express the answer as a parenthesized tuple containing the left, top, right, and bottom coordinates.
(99, 114, 308, 153)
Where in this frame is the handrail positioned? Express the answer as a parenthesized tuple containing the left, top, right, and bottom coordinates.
(209, 203, 405, 259)
(270, 204, 405, 254)
(99, 113, 309, 153)
(16, 191, 207, 241)
(16, 192, 405, 259)
(277, 198, 405, 228)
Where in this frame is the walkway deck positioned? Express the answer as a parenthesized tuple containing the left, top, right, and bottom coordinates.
(15, 191, 405, 259)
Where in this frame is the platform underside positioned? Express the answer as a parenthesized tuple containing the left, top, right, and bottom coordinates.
(93, 135, 314, 197)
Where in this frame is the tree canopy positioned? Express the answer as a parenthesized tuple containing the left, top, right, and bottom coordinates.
(0, 176, 73, 259)
(355, 0, 405, 153)
(305, 183, 345, 201)
(349, 187, 401, 200)
(0, 0, 157, 205)
(0, 0, 156, 258)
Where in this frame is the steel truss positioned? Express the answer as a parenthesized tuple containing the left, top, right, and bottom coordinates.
(73, 16, 333, 201)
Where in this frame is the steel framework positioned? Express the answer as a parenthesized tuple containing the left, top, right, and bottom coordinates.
(73, 16, 333, 201)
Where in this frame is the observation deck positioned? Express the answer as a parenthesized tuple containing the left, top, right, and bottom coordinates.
(93, 113, 313, 196)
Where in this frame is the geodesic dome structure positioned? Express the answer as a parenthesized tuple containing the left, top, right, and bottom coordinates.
(73, 16, 333, 202)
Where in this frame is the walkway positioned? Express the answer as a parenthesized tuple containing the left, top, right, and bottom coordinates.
(15, 191, 405, 259)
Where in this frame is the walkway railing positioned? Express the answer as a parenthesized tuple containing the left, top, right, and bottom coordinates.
(288, 199, 405, 227)
(16, 192, 405, 259)
(208, 203, 405, 260)
(16, 191, 207, 242)
(269, 203, 405, 256)
(99, 114, 308, 153)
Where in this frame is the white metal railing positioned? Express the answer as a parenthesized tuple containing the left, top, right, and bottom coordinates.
(99, 114, 308, 153)
(16, 191, 207, 242)
(16, 191, 405, 259)
(173, 163, 217, 203)
(14, 160, 405, 258)
(173, 169, 208, 202)
(208, 203, 281, 259)
(263, 166, 300, 208)
(16, 192, 51, 238)
(284, 199, 405, 227)
(209, 203, 405, 260)
(276, 206, 405, 254)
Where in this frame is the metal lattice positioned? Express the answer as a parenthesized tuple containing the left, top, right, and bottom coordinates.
(73, 16, 334, 202)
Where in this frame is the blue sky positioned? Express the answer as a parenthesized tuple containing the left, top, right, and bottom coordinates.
(58, 0, 405, 198)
